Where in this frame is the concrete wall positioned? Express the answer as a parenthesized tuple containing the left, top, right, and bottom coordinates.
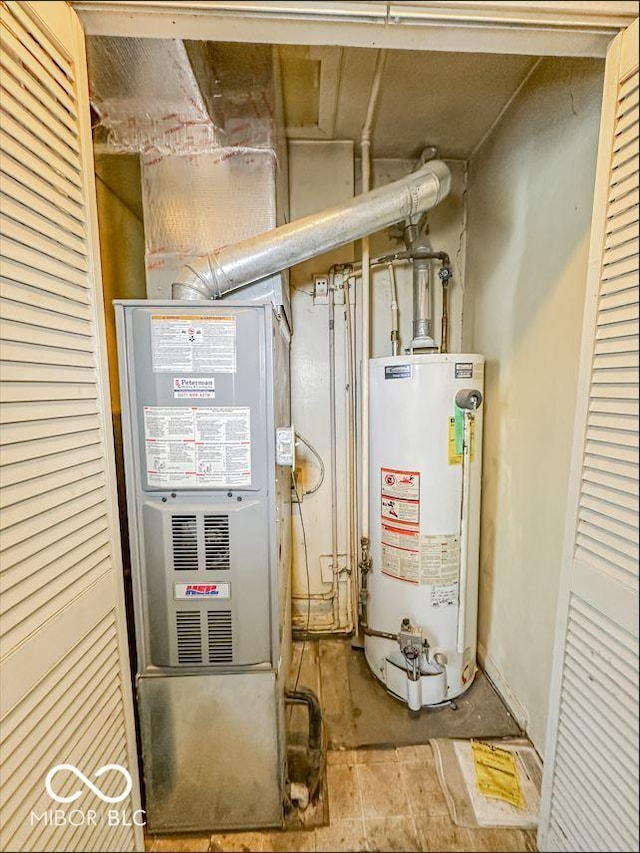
(288, 142, 468, 632)
(464, 57, 604, 751)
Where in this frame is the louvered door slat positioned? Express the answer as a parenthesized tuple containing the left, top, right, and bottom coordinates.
(0, 488, 106, 553)
(0, 111, 82, 190)
(0, 172, 85, 241)
(0, 50, 78, 143)
(4, 1, 74, 82)
(0, 16, 76, 109)
(540, 21, 639, 853)
(1, 196, 86, 256)
(0, 4, 142, 852)
(1, 499, 106, 573)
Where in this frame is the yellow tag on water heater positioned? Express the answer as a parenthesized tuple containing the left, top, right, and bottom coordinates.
(448, 412, 475, 465)
(471, 741, 525, 809)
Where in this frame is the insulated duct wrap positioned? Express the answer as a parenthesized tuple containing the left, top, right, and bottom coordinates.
(172, 160, 452, 300)
(87, 37, 282, 300)
(142, 150, 277, 297)
(87, 37, 221, 155)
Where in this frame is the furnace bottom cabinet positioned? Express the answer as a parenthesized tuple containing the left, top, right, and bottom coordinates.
(115, 300, 292, 833)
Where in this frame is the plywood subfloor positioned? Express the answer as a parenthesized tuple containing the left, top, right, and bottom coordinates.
(147, 744, 538, 852)
(292, 639, 522, 749)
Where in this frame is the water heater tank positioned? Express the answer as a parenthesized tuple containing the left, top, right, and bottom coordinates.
(365, 354, 484, 708)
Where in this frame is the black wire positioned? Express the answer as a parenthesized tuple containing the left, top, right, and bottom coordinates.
(291, 469, 311, 696)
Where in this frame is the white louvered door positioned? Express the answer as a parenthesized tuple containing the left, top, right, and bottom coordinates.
(539, 18, 639, 853)
(0, 3, 143, 851)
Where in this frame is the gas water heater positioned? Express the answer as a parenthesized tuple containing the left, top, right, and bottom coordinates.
(365, 354, 484, 709)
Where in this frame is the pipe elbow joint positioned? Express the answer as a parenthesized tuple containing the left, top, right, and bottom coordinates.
(171, 255, 220, 301)
(406, 160, 452, 219)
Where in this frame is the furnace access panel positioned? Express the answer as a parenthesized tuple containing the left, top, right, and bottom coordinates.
(115, 301, 285, 674)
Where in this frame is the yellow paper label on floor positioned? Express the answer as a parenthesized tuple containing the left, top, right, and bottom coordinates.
(471, 741, 525, 809)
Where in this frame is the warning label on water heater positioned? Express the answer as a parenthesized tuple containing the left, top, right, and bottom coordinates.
(381, 524, 420, 583)
(381, 495, 420, 525)
(381, 468, 420, 501)
(143, 405, 251, 488)
(151, 315, 236, 373)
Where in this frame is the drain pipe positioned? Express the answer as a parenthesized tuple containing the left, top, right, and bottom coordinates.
(358, 48, 387, 629)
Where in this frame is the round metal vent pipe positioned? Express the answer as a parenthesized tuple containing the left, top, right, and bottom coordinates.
(171, 160, 452, 300)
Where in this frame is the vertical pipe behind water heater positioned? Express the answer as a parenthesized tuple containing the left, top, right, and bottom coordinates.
(359, 48, 387, 632)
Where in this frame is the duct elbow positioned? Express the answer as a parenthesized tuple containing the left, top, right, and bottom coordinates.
(411, 160, 451, 214)
(171, 256, 218, 301)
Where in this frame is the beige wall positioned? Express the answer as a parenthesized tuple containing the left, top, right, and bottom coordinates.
(95, 165, 146, 573)
(465, 57, 604, 751)
(95, 169, 146, 415)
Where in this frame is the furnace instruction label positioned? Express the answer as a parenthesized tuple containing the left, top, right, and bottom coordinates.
(381, 523, 420, 583)
(143, 405, 251, 488)
(173, 377, 216, 399)
(381, 468, 420, 501)
(151, 315, 236, 373)
(419, 535, 460, 586)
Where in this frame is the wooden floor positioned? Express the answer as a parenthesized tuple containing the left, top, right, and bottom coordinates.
(146, 744, 537, 852)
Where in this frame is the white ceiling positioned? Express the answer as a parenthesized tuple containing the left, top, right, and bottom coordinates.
(281, 46, 539, 160)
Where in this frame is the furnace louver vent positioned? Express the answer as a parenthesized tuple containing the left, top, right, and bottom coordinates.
(176, 611, 202, 664)
(204, 515, 230, 571)
(172, 515, 198, 571)
(207, 611, 233, 663)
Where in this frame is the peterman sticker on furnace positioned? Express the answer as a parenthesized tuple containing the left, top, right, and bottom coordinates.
(143, 405, 251, 488)
(173, 377, 216, 399)
(151, 314, 237, 373)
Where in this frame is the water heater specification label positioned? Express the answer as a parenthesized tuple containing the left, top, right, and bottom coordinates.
(151, 314, 236, 373)
(419, 535, 460, 586)
(143, 405, 251, 488)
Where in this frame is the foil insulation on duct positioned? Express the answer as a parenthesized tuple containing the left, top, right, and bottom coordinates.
(87, 37, 221, 155)
(87, 37, 284, 303)
(142, 149, 277, 298)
